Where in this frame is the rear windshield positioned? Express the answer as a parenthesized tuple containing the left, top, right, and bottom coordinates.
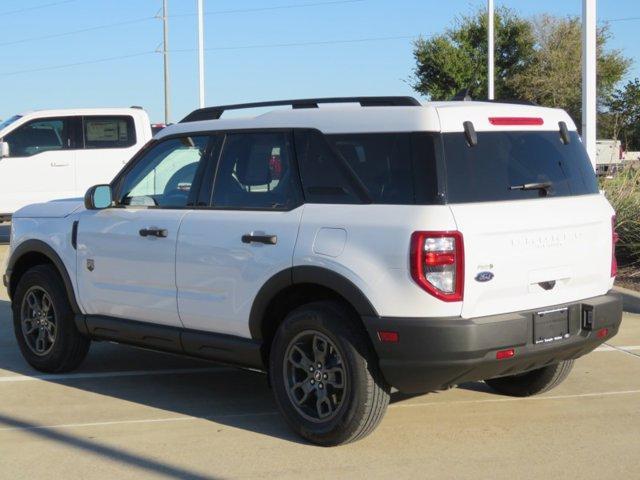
(442, 131, 598, 203)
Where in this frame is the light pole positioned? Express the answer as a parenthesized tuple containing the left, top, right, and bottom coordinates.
(162, 0, 171, 124)
(582, 0, 597, 169)
(197, 0, 205, 108)
(487, 0, 495, 100)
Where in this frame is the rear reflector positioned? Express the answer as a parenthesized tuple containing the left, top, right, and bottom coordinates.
(496, 348, 516, 360)
(378, 331, 399, 343)
(489, 117, 544, 126)
(597, 328, 609, 339)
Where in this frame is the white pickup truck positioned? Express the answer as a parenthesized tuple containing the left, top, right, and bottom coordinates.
(0, 107, 153, 222)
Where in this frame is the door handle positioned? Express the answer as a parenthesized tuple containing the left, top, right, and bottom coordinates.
(139, 227, 168, 238)
(50, 161, 70, 167)
(241, 234, 277, 245)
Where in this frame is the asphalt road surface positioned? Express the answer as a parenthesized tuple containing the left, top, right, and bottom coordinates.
(0, 244, 639, 479)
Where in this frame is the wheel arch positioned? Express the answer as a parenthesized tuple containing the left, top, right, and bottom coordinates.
(6, 240, 81, 315)
(250, 266, 379, 359)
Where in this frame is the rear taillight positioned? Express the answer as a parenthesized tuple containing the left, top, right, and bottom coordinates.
(611, 215, 619, 278)
(410, 231, 464, 302)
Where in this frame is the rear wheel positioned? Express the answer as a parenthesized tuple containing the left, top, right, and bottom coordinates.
(269, 301, 390, 446)
(484, 360, 574, 397)
(12, 265, 90, 373)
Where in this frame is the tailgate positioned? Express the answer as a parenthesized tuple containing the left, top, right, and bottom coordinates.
(450, 195, 614, 319)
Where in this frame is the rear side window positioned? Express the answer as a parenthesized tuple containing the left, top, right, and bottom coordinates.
(296, 130, 440, 205)
(326, 133, 414, 204)
(294, 130, 363, 204)
(442, 131, 598, 203)
(83, 116, 136, 149)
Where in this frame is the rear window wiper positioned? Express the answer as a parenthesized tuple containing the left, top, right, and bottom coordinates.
(509, 181, 553, 192)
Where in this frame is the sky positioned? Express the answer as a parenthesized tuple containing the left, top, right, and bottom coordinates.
(0, 0, 638, 123)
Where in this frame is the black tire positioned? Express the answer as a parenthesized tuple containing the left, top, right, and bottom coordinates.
(12, 264, 90, 373)
(269, 301, 390, 446)
(484, 360, 575, 397)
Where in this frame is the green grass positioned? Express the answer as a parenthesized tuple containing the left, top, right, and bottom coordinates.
(601, 166, 640, 274)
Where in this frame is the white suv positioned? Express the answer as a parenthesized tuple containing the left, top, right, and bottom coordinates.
(2, 97, 623, 446)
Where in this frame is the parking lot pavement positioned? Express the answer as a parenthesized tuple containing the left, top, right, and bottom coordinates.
(0, 244, 639, 480)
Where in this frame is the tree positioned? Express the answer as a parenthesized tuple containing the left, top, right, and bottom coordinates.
(412, 9, 631, 130)
(508, 16, 630, 129)
(601, 79, 640, 150)
(412, 7, 535, 101)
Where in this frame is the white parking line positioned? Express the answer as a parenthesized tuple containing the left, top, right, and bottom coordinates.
(595, 345, 640, 352)
(0, 366, 232, 383)
(0, 389, 639, 433)
(0, 345, 637, 384)
(391, 389, 640, 410)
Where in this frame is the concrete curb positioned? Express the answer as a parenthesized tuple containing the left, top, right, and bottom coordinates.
(613, 286, 640, 314)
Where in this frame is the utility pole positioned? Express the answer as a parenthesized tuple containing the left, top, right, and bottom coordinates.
(197, 0, 205, 108)
(582, 0, 597, 170)
(162, 0, 171, 124)
(487, 0, 495, 100)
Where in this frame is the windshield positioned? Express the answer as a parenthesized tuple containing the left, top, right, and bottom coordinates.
(442, 131, 598, 203)
(0, 115, 22, 131)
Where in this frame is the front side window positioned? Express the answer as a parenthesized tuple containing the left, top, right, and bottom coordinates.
(212, 132, 301, 209)
(119, 136, 209, 208)
(84, 116, 136, 149)
(3, 117, 71, 157)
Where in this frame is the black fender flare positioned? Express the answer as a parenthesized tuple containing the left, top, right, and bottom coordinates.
(6, 239, 82, 315)
(248, 265, 378, 340)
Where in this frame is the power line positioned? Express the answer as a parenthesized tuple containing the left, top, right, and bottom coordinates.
(0, 0, 366, 49)
(604, 16, 640, 23)
(172, 0, 366, 18)
(0, 16, 156, 48)
(177, 34, 416, 52)
(1, 51, 155, 77)
(0, 34, 417, 77)
(0, 0, 76, 16)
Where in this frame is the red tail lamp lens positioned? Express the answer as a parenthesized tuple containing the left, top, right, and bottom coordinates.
(496, 348, 516, 360)
(597, 328, 609, 339)
(378, 331, 399, 343)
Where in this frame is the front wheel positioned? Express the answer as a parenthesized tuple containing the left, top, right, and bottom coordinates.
(484, 360, 574, 397)
(12, 265, 90, 373)
(269, 301, 390, 446)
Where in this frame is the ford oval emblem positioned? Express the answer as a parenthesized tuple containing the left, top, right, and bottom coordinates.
(475, 271, 494, 282)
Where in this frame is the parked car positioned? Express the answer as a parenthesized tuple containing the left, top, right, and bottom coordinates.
(0, 107, 152, 223)
(2, 97, 623, 446)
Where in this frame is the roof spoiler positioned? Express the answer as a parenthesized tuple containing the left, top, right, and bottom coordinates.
(450, 90, 537, 106)
(180, 96, 421, 123)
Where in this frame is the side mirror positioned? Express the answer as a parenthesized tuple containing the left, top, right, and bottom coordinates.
(0, 141, 9, 158)
(84, 184, 113, 210)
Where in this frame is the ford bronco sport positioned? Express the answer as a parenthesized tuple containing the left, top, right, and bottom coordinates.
(2, 97, 623, 446)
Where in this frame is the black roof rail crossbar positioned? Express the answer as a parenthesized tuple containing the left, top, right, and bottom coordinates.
(180, 96, 421, 123)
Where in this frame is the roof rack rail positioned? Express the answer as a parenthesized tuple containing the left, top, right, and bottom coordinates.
(180, 96, 421, 123)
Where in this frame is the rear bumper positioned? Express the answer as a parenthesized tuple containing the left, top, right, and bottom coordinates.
(364, 292, 623, 394)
